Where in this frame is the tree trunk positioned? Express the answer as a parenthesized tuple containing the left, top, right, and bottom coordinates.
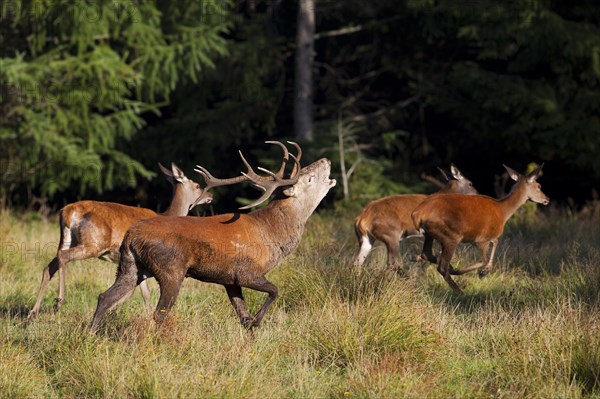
(294, 0, 315, 142)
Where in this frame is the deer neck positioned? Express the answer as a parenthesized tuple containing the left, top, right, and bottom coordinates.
(497, 180, 528, 222)
(162, 184, 189, 216)
(437, 182, 455, 194)
(252, 197, 310, 251)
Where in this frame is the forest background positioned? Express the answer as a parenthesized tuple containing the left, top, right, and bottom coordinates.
(1, 0, 599, 213)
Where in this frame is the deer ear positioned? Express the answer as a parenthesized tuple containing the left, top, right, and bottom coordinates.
(449, 164, 464, 181)
(283, 186, 297, 197)
(159, 162, 172, 176)
(159, 162, 175, 184)
(527, 163, 544, 182)
(170, 163, 186, 183)
(503, 164, 520, 181)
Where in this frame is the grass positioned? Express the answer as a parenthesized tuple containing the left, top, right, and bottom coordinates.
(1, 205, 600, 398)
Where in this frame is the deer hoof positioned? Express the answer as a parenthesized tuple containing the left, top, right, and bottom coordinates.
(478, 269, 489, 278)
(241, 317, 254, 330)
(53, 298, 64, 313)
(27, 310, 38, 321)
(153, 308, 170, 324)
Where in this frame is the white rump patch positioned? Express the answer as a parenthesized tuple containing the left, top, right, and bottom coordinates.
(354, 236, 373, 266)
(61, 226, 72, 250)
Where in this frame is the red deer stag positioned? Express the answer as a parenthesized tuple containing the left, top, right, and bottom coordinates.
(90, 141, 336, 331)
(28, 163, 216, 320)
(411, 164, 549, 293)
(353, 165, 477, 269)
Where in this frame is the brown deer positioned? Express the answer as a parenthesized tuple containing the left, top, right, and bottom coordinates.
(411, 164, 549, 293)
(28, 163, 216, 320)
(353, 165, 477, 269)
(90, 141, 336, 331)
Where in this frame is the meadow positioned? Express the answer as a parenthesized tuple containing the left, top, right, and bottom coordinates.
(1, 202, 599, 399)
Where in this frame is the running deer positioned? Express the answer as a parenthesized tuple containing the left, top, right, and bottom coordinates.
(90, 141, 336, 331)
(411, 164, 549, 293)
(353, 165, 477, 269)
(28, 163, 217, 320)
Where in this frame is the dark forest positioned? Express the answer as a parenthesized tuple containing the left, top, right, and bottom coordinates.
(1, 0, 599, 212)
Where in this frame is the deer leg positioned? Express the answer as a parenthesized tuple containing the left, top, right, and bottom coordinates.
(438, 242, 462, 293)
(353, 235, 373, 268)
(54, 244, 103, 313)
(416, 235, 459, 274)
(224, 285, 253, 329)
(153, 274, 186, 324)
(450, 263, 484, 275)
(30, 225, 76, 318)
(449, 242, 489, 275)
(384, 239, 401, 272)
(243, 276, 278, 329)
(89, 267, 141, 331)
(449, 241, 496, 276)
(56, 253, 67, 313)
(416, 234, 437, 264)
(28, 257, 60, 320)
(139, 279, 152, 311)
(478, 239, 498, 277)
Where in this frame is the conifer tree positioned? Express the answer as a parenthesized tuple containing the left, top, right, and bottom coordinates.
(0, 0, 230, 203)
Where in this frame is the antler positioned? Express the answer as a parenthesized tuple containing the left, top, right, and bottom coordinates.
(194, 141, 302, 210)
(238, 143, 301, 209)
(194, 160, 250, 191)
(287, 141, 302, 177)
(265, 141, 289, 177)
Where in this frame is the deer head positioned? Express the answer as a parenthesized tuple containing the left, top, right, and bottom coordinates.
(159, 162, 212, 210)
(503, 163, 550, 205)
(195, 141, 336, 212)
(437, 164, 477, 195)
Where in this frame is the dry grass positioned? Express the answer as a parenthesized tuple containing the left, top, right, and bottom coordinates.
(0, 206, 599, 398)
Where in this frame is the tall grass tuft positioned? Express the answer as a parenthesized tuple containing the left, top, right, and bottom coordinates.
(301, 285, 437, 368)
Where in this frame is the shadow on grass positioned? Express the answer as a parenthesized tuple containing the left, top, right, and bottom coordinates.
(572, 335, 600, 396)
(419, 272, 531, 316)
(0, 291, 35, 319)
(0, 303, 31, 319)
(89, 310, 154, 342)
(423, 260, 600, 316)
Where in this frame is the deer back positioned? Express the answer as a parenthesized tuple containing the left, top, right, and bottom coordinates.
(62, 201, 158, 250)
(354, 164, 476, 238)
(126, 214, 278, 284)
(412, 194, 506, 242)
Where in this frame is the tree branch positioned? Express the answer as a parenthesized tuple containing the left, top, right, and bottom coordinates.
(314, 25, 363, 40)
